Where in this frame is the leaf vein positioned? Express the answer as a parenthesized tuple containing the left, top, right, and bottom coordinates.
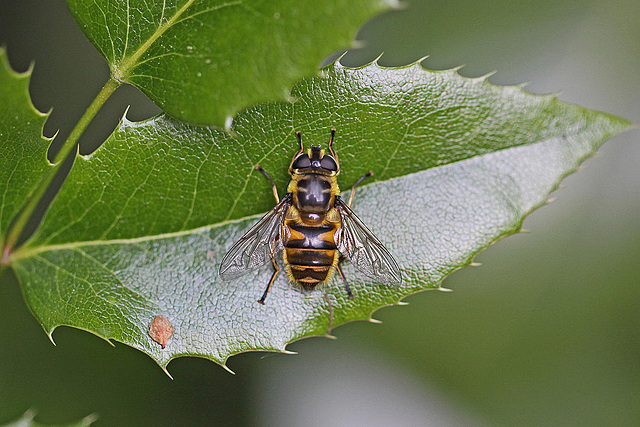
(123, 0, 131, 63)
(91, 0, 117, 63)
(98, 155, 160, 240)
(171, 1, 244, 27)
(223, 132, 292, 221)
(180, 136, 217, 230)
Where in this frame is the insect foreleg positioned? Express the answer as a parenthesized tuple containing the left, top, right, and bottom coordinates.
(255, 164, 279, 203)
(347, 170, 373, 207)
(258, 257, 280, 304)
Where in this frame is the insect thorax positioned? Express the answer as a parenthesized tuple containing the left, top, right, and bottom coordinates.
(288, 173, 339, 215)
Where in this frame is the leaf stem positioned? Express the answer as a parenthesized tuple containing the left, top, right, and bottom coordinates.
(2, 78, 119, 262)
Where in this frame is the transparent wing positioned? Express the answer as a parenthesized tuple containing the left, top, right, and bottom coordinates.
(219, 194, 292, 280)
(335, 196, 402, 285)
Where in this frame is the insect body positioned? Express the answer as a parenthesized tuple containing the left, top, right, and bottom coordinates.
(219, 129, 402, 304)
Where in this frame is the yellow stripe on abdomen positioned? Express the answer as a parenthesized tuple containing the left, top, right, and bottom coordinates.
(283, 248, 339, 289)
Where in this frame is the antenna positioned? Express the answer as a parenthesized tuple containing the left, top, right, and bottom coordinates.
(294, 130, 304, 157)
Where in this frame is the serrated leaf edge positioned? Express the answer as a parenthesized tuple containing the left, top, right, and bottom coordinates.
(0, 46, 53, 136)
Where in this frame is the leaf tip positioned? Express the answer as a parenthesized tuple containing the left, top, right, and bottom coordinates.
(24, 58, 36, 76)
(334, 51, 349, 66)
(373, 52, 385, 66)
(477, 70, 498, 81)
(221, 364, 236, 375)
(121, 104, 133, 123)
(47, 329, 57, 346)
(416, 55, 430, 65)
(160, 365, 175, 380)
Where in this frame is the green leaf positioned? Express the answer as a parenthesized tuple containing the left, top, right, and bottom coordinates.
(65, 0, 393, 126)
(10, 61, 630, 369)
(0, 48, 53, 253)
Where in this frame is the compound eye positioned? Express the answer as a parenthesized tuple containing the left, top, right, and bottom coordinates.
(292, 154, 311, 169)
(320, 156, 337, 171)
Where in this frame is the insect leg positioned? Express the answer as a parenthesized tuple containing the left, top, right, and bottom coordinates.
(327, 128, 337, 159)
(258, 257, 279, 304)
(347, 170, 373, 207)
(335, 263, 354, 299)
(255, 164, 279, 203)
(295, 131, 304, 156)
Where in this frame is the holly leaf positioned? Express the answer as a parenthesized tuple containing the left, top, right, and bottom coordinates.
(10, 61, 630, 369)
(0, 48, 53, 254)
(65, 0, 393, 126)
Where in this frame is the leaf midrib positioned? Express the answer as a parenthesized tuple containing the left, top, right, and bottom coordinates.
(11, 215, 254, 261)
(12, 165, 410, 260)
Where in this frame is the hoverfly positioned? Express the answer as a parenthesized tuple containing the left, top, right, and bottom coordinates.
(219, 129, 402, 304)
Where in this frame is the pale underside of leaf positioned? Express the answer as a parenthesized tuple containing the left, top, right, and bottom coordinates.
(10, 60, 630, 369)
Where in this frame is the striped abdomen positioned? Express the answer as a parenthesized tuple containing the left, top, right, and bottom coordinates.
(283, 219, 339, 290)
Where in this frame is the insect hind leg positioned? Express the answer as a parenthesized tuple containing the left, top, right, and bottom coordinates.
(335, 263, 354, 299)
(255, 164, 279, 203)
(258, 257, 279, 304)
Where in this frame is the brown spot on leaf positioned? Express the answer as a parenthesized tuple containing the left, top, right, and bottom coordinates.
(149, 315, 174, 349)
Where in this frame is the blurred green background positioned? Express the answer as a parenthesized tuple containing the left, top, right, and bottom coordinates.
(1, 0, 638, 425)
